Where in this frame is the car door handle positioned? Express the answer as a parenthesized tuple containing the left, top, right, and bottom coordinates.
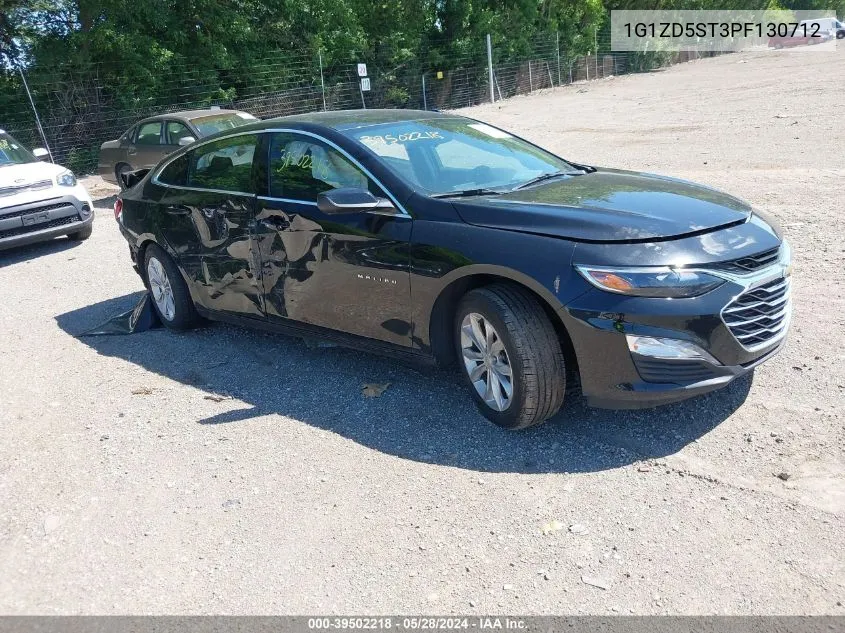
(165, 205, 190, 216)
(260, 217, 290, 230)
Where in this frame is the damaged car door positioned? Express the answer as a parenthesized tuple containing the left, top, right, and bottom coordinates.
(155, 132, 264, 317)
(252, 130, 412, 346)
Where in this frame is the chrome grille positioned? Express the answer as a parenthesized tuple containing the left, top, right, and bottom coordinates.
(713, 246, 781, 274)
(0, 179, 53, 198)
(722, 276, 791, 350)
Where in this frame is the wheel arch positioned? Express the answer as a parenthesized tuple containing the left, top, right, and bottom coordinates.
(426, 267, 580, 382)
(133, 234, 173, 285)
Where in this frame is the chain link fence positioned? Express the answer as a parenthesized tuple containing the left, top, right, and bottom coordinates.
(0, 33, 721, 175)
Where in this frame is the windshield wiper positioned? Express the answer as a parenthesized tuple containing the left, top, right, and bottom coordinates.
(431, 188, 505, 199)
(513, 171, 576, 191)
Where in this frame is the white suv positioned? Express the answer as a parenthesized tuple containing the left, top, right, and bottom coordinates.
(1, 130, 94, 251)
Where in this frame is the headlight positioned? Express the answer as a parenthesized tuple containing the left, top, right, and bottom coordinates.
(57, 170, 77, 187)
(575, 265, 725, 298)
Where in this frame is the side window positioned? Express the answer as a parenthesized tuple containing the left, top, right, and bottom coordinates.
(166, 121, 194, 145)
(136, 122, 163, 146)
(158, 153, 190, 186)
(187, 134, 257, 193)
(268, 132, 381, 202)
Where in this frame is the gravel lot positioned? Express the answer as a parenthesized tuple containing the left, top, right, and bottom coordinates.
(1, 48, 843, 615)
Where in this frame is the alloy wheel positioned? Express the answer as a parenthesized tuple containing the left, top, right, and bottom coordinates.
(147, 256, 176, 321)
(460, 312, 513, 412)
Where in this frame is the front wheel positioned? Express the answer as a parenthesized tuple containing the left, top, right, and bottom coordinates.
(143, 244, 199, 330)
(455, 284, 566, 430)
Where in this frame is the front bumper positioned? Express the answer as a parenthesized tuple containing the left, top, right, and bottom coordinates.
(0, 193, 94, 251)
(562, 271, 791, 409)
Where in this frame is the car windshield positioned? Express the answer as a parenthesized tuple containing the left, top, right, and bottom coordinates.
(344, 117, 579, 195)
(0, 133, 37, 167)
(191, 112, 257, 137)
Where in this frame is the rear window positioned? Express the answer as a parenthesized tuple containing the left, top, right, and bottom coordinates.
(191, 112, 257, 137)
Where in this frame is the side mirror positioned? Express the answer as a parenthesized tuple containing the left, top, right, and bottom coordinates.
(32, 148, 49, 161)
(317, 187, 396, 215)
(178, 136, 196, 146)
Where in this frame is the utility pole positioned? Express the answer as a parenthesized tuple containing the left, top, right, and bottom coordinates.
(595, 26, 599, 79)
(318, 50, 327, 111)
(486, 34, 495, 104)
(556, 31, 561, 86)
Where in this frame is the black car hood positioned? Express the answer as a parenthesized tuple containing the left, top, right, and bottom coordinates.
(451, 168, 752, 242)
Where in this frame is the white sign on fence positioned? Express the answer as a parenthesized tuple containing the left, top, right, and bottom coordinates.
(360, 77, 371, 92)
(357, 63, 368, 77)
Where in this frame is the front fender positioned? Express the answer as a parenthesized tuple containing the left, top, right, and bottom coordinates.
(409, 220, 582, 356)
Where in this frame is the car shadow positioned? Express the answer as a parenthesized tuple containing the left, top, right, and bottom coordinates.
(56, 292, 753, 474)
(0, 237, 83, 268)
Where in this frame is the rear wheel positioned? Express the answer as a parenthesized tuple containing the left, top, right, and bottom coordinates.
(143, 244, 199, 330)
(454, 284, 566, 430)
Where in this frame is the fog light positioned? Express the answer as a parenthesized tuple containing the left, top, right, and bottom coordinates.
(626, 335, 721, 365)
(80, 204, 91, 218)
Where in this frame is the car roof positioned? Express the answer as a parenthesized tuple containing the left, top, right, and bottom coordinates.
(138, 109, 246, 124)
(157, 109, 465, 149)
(201, 109, 460, 139)
(270, 109, 455, 131)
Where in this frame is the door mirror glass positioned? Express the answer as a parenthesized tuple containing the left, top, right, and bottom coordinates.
(178, 136, 197, 146)
(318, 187, 393, 214)
(32, 148, 49, 160)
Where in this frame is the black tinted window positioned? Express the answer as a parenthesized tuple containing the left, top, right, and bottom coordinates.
(187, 134, 258, 193)
(158, 154, 189, 186)
(268, 132, 380, 202)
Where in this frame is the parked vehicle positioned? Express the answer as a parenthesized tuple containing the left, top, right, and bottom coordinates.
(770, 18, 842, 47)
(1, 129, 94, 251)
(799, 17, 845, 39)
(114, 110, 792, 429)
(98, 108, 257, 187)
(769, 30, 830, 48)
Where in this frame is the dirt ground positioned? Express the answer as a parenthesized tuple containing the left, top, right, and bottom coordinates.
(1, 47, 843, 614)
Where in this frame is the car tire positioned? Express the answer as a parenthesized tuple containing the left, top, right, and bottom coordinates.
(116, 163, 131, 189)
(454, 283, 566, 430)
(143, 244, 199, 330)
(67, 225, 92, 241)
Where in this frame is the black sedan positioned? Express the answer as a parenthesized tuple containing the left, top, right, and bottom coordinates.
(114, 110, 792, 429)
